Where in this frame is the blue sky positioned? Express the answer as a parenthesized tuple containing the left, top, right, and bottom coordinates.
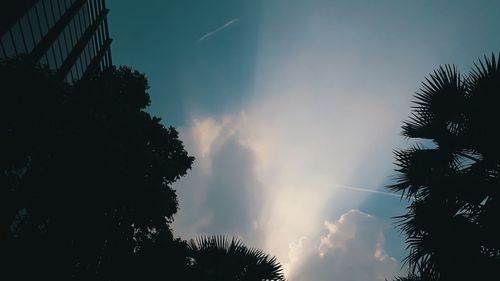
(107, 1, 500, 280)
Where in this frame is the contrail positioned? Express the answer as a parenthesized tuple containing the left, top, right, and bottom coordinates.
(197, 17, 240, 43)
(332, 184, 403, 198)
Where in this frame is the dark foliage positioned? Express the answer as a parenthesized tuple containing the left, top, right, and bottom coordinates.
(187, 235, 286, 281)
(389, 54, 500, 280)
(0, 59, 194, 280)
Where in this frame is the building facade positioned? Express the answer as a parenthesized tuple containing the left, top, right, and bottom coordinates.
(0, 0, 112, 82)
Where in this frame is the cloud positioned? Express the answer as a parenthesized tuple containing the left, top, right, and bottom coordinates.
(173, 2, 425, 277)
(172, 104, 403, 278)
(172, 114, 263, 242)
(197, 17, 240, 43)
(289, 209, 403, 281)
(165, 1, 500, 280)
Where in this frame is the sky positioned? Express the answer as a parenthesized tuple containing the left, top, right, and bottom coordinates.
(107, 1, 500, 280)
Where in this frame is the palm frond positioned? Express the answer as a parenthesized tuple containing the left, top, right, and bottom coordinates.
(465, 52, 500, 157)
(389, 146, 458, 199)
(187, 235, 286, 281)
(390, 274, 427, 281)
(469, 52, 500, 82)
(403, 65, 466, 145)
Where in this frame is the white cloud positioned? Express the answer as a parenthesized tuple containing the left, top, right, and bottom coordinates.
(173, 108, 404, 279)
(164, 1, 500, 280)
(172, 114, 262, 240)
(289, 209, 403, 281)
(172, 2, 423, 278)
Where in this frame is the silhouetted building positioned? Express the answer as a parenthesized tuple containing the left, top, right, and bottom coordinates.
(0, 0, 112, 82)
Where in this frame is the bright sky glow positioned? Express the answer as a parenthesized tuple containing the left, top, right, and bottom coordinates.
(107, 1, 500, 280)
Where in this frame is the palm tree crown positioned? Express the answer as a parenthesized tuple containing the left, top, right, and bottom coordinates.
(390, 53, 500, 280)
(187, 235, 286, 281)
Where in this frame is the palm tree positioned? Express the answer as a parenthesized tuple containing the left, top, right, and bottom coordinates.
(186, 235, 286, 281)
(389, 53, 500, 280)
(391, 274, 426, 281)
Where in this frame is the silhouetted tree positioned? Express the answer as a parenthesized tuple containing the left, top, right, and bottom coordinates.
(187, 235, 286, 281)
(389, 53, 500, 280)
(0, 59, 194, 280)
(391, 275, 426, 281)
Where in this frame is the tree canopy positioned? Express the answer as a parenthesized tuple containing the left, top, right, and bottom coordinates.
(390, 53, 500, 280)
(1, 60, 194, 280)
(1, 59, 286, 281)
